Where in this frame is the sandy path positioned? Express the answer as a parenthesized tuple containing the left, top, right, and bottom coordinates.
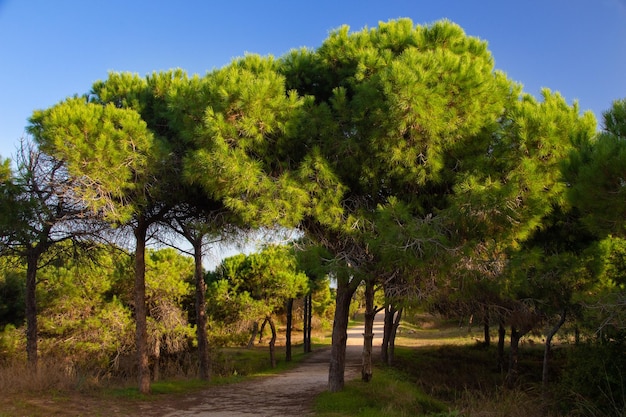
(141, 315, 384, 417)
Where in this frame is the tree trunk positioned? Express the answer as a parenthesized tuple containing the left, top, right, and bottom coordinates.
(152, 338, 160, 382)
(381, 304, 394, 364)
(361, 280, 375, 382)
(497, 320, 506, 373)
(483, 311, 491, 347)
(303, 293, 309, 353)
(388, 307, 402, 365)
(542, 309, 567, 390)
(247, 321, 259, 349)
(286, 298, 293, 362)
(259, 317, 268, 344)
(134, 220, 151, 394)
(268, 315, 277, 368)
(328, 281, 357, 392)
(193, 238, 210, 381)
(304, 293, 312, 353)
(25, 251, 39, 369)
(506, 325, 527, 388)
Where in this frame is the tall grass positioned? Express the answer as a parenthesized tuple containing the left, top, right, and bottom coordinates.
(0, 343, 322, 416)
(0, 358, 93, 394)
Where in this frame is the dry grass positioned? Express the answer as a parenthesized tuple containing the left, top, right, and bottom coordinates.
(0, 315, 579, 417)
(393, 319, 479, 348)
(0, 359, 95, 394)
(386, 314, 575, 417)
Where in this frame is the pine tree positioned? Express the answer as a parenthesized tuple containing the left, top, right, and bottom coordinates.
(281, 18, 514, 391)
(28, 73, 173, 393)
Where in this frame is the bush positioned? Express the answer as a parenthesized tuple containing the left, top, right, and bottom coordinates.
(0, 270, 25, 327)
(0, 324, 24, 363)
(560, 330, 626, 416)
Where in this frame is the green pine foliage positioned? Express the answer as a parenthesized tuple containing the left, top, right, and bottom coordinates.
(207, 245, 308, 335)
(29, 97, 158, 223)
(0, 257, 25, 328)
(1, 15, 624, 412)
(565, 99, 626, 237)
(0, 245, 198, 375)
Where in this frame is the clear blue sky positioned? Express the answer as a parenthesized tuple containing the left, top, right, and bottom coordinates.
(1, 0, 625, 160)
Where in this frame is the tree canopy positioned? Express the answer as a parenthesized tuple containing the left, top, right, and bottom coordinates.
(6, 18, 625, 406)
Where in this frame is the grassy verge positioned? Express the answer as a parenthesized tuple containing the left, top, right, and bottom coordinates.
(311, 343, 555, 417)
(312, 312, 568, 417)
(313, 364, 456, 417)
(0, 342, 326, 416)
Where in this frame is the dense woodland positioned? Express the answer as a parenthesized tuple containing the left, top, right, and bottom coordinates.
(1, 18, 625, 416)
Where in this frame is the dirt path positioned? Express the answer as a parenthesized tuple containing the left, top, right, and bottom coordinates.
(140, 316, 384, 417)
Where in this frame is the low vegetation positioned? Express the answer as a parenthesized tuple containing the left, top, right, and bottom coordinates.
(1, 307, 625, 416)
(0, 340, 329, 416)
(314, 314, 626, 417)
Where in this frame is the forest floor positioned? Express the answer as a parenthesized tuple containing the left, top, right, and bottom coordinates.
(2, 314, 576, 416)
(1, 316, 388, 417)
(139, 320, 380, 417)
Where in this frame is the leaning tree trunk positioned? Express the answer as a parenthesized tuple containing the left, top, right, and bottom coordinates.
(25, 251, 41, 369)
(259, 317, 269, 344)
(193, 238, 210, 380)
(134, 219, 151, 394)
(285, 298, 293, 362)
(247, 321, 259, 349)
(268, 315, 277, 368)
(361, 280, 375, 382)
(328, 281, 357, 392)
(387, 307, 403, 365)
(543, 309, 567, 391)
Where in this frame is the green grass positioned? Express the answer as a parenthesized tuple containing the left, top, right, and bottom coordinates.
(104, 343, 321, 400)
(314, 365, 456, 417)
(105, 378, 212, 400)
(311, 312, 565, 417)
(214, 342, 326, 378)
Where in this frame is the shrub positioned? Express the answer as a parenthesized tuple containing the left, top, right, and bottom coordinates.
(560, 330, 626, 416)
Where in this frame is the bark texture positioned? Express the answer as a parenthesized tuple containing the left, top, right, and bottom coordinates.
(303, 293, 312, 353)
(328, 284, 355, 392)
(268, 316, 277, 368)
(194, 239, 210, 380)
(542, 309, 567, 389)
(25, 252, 40, 368)
(361, 281, 375, 382)
(381, 304, 402, 365)
(285, 298, 293, 362)
(134, 220, 150, 394)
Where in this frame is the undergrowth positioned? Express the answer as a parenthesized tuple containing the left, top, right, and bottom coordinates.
(314, 365, 455, 417)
